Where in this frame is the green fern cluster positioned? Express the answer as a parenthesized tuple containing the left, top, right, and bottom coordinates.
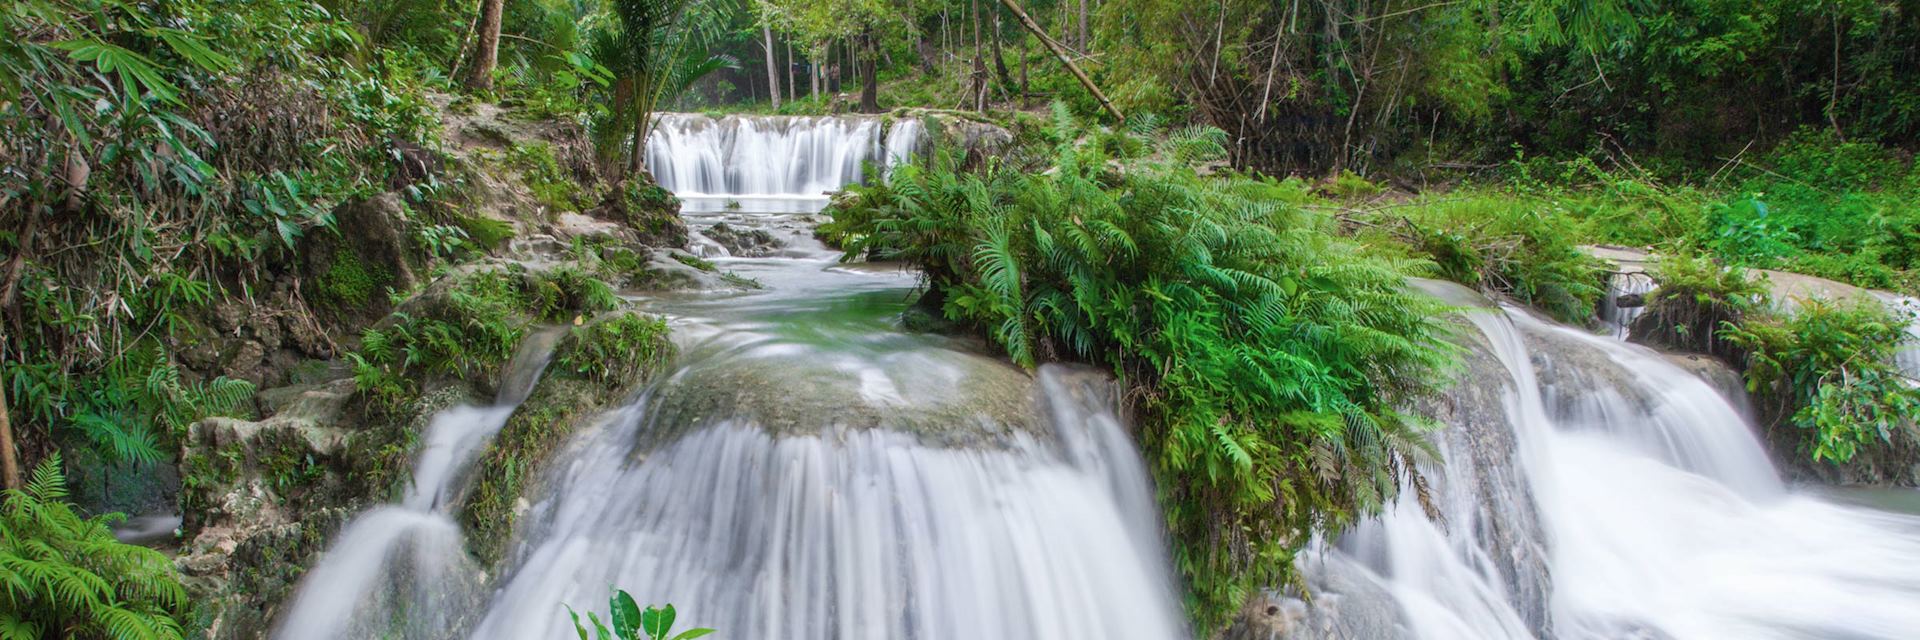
(554, 313, 674, 391)
(7, 350, 254, 470)
(0, 454, 191, 639)
(828, 105, 1456, 631)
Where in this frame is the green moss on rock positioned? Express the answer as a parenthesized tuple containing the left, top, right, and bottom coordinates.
(459, 311, 674, 562)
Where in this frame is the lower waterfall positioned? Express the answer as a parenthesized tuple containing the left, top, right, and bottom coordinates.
(1319, 281, 1920, 640)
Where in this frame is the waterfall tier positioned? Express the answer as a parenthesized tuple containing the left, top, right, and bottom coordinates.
(645, 114, 923, 202)
(1305, 282, 1920, 640)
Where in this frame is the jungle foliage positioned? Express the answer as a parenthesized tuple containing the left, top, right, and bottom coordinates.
(0, 454, 190, 640)
(827, 106, 1457, 631)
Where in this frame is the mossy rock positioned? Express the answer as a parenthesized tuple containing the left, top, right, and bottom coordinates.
(459, 310, 674, 563)
(300, 193, 420, 326)
(588, 176, 687, 249)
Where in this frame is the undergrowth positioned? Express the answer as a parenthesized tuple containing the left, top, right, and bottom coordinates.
(826, 105, 1456, 632)
(0, 454, 190, 639)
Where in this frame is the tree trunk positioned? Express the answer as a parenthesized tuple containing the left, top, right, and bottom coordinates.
(0, 362, 14, 490)
(972, 0, 988, 112)
(1077, 0, 1089, 50)
(628, 105, 649, 177)
(996, 0, 1123, 122)
(991, 13, 1015, 93)
(918, 34, 938, 76)
(465, 0, 504, 91)
(860, 27, 881, 113)
(763, 26, 782, 109)
(786, 41, 797, 102)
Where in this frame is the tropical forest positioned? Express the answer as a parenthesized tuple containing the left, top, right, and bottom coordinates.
(4, 0, 1920, 638)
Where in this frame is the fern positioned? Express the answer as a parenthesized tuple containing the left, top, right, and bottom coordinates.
(824, 103, 1458, 632)
(0, 454, 190, 639)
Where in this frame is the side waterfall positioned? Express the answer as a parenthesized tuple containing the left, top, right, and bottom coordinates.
(273, 328, 566, 640)
(1316, 281, 1920, 640)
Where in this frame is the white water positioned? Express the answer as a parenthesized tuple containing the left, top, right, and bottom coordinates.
(1335, 284, 1920, 640)
(645, 114, 922, 202)
(1597, 271, 1656, 339)
(275, 331, 563, 640)
(468, 364, 1185, 640)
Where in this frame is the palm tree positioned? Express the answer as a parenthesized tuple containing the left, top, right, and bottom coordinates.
(589, 0, 733, 181)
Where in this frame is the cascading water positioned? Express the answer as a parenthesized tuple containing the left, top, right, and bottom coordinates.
(1596, 271, 1655, 339)
(645, 114, 921, 210)
(467, 305, 1184, 640)
(1319, 281, 1920, 640)
(274, 328, 565, 640)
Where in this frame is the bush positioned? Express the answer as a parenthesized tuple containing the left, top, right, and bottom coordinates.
(1632, 252, 1770, 357)
(827, 109, 1455, 630)
(0, 454, 191, 639)
(1375, 193, 1608, 324)
(1725, 299, 1920, 464)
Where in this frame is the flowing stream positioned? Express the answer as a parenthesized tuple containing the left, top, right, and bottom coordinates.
(280, 116, 1920, 640)
(1324, 281, 1920, 640)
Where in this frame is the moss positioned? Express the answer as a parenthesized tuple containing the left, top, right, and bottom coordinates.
(460, 311, 673, 563)
(671, 252, 716, 272)
(456, 214, 516, 250)
(314, 247, 391, 309)
(510, 142, 581, 214)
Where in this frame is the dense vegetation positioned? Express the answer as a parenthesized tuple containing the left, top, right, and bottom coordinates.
(1, 455, 189, 639)
(828, 108, 1458, 628)
(5, 0, 1920, 636)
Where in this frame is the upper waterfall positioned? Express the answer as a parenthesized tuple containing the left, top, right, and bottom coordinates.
(645, 113, 923, 202)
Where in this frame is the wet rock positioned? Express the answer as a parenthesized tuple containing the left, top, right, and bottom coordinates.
(1662, 352, 1748, 409)
(1225, 555, 1410, 640)
(642, 342, 1039, 451)
(702, 222, 784, 257)
(1416, 316, 1555, 636)
(178, 379, 480, 639)
(588, 177, 687, 249)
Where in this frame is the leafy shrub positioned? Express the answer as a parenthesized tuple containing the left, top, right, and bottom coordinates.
(0, 454, 191, 639)
(566, 590, 711, 640)
(1380, 194, 1607, 324)
(347, 266, 620, 403)
(828, 108, 1455, 630)
(554, 313, 674, 391)
(1725, 300, 1920, 464)
(1633, 252, 1770, 357)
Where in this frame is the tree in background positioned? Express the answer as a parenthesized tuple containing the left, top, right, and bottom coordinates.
(761, 0, 906, 112)
(587, 0, 734, 179)
(467, 0, 507, 90)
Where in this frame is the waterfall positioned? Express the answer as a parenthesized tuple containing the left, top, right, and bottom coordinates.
(645, 114, 922, 201)
(1597, 271, 1655, 339)
(274, 329, 565, 640)
(466, 330, 1185, 640)
(1318, 281, 1920, 640)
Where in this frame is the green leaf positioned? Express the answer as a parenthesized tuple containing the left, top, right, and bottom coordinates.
(610, 590, 643, 640)
(565, 606, 590, 640)
(641, 604, 676, 640)
(670, 629, 715, 640)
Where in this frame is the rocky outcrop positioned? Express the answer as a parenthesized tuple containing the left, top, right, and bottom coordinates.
(641, 330, 1038, 451)
(701, 222, 784, 257)
(175, 378, 480, 639)
(1224, 555, 1410, 640)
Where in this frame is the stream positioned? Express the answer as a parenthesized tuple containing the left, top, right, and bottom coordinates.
(274, 115, 1920, 640)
